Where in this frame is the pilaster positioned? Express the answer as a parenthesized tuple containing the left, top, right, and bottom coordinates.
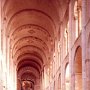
(82, 0, 87, 90)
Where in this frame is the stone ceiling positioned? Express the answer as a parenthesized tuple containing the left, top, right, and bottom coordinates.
(2, 0, 69, 84)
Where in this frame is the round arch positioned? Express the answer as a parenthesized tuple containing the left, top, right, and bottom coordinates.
(65, 63, 70, 90)
(74, 46, 82, 90)
(58, 74, 61, 90)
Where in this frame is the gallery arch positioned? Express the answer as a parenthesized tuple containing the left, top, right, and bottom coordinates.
(65, 63, 70, 90)
(74, 0, 82, 39)
(87, 34, 90, 59)
(58, 74, 61, 90)
(74, 46, 82, 90)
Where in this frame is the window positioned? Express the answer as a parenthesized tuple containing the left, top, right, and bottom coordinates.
(74, 0, 82, 39)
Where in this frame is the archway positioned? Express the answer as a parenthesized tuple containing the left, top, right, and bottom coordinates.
(22, 80, 34, 90)
(65, 63, 70, 90)
(74, 46, 82, 90)
(87, 33, 90, 59)
(74, 0, 82, 39)
(58, 74, 61, 90)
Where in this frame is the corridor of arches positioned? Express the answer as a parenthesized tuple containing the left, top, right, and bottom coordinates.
(0, 0, 90, 90)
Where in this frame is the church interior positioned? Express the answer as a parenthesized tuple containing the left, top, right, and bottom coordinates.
(0, 0, 90, 90)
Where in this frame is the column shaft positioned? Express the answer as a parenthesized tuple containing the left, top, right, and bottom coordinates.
(82, 0, 87, 90)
